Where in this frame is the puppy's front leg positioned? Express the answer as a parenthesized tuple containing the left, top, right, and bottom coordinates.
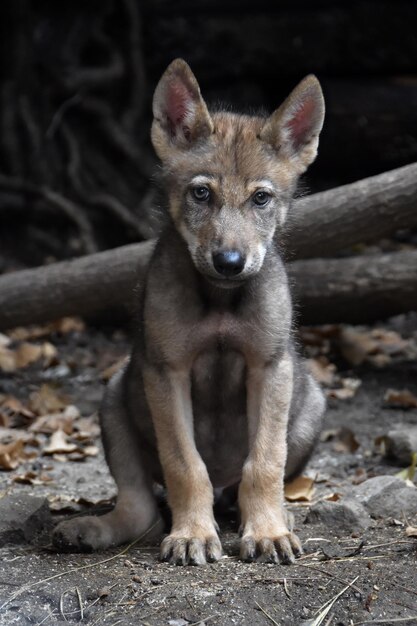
(143, 364, 221, 565)
(239, 351, 302, 564)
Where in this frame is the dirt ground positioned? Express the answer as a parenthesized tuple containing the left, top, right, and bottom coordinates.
(0, 317, 417, 626)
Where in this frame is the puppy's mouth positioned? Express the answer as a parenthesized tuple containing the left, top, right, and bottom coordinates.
(205, 274, 246, 289)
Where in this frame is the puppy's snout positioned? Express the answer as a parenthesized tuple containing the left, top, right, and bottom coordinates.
(212, 250, 246, 277)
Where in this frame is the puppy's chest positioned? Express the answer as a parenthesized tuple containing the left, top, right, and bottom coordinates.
(191, 348, 248, 487)
(192, 312, 286, 374)
(199, 311, 240, 343)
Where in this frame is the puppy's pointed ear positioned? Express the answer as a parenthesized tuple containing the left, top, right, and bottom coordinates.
(260, 75, 325, 173)
(151, 59, 214, 160)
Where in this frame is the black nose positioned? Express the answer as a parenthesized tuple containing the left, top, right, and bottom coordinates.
(212, 250, 246, 277)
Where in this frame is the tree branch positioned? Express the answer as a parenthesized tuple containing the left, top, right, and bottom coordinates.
(1, 162, 417, 329)
(289, 162, 417, 258)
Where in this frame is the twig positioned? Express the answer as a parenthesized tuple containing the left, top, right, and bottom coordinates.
(36, 607, 58, 625)
(189, 616, 218, 626)
(322, 555, 387, 564)
(390, 580, 417, 597)
(75, 587, 83, 621)
(306, 576, 359, 626)
(90, 193, 147, 238)
(60, 122, 148, 238)
(19, 94, 48, 183)
(59, 589, 69, 621)
(0, 520, 159, 611)
(353, 617, 417, 625)
(255, 602, 280, 626)
(78, 98, 145, 167)
(283, 577, 291, 599)
(0, 174, 97, 253)
(60, 9, 124, 94)
(364, 539, 416, 551)
(46, 93, 83, 139)
(295, 563, 363, 595)
(52, 583, 114, 619)
(62, 50, 124, 93)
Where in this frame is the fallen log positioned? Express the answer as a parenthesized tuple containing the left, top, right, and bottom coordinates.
(0, 162, 416, 330)
(291, 250, 417, 324)
(0, 243, 416, 329)
(288, 161, 417, 259)
(0, 241, 155, 331)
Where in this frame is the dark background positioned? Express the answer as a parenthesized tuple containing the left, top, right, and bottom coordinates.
(1, 0, 416, 269)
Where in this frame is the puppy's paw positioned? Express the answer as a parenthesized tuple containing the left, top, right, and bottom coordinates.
(52, 516, 114, 552)
(160, 531, 222, 566)
(53, 514, 164, 552)
(240, 530, 302, 564)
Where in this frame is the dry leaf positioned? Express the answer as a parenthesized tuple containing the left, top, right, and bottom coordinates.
(39, 342, 59, 367)
(82, 445, 99, 457)
(0, 395, 35, 427)
(0, 345, 17, 372)
(0, 396, 35, 419)
(8, 317, 85, 341)
(29, 405, 79, 435)
(48, 494, 83, 513)
(384, 388, 417, 409)
(0, 427, 39, 446)
(52, 454, 69, 463)
(307, 357, 337, 386)
(321, 427, 360, 453)
(14, 342, 44, 368)
(328, 388, 353, 400)
(0, 439, 37, 470)
(339, 327, 409, 367)
(0, 341, 58, 372)
(405, 526, 417, 538)
(54, 317, 85, 334)
(43, 429, 78, 455)
(72, 417, 101, 441)
(325, 493, 341, 502)
(339, 327, 377, 366)
(48, 493, 113, 513)
(0, 333, 10, 347)
(327, 377, 361, 400)
(300, 325, 340, 346)
(370, 328, 409, 356)
(351, 467, 368, 485)
(285, 475, 315, 502)
(333, 427, 360, 453)
(367, 353, 391, 368)
(13, 470, 53, 485)
(29, 384, 69, 415)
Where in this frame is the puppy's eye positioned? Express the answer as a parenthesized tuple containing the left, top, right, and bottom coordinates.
(252, 190, 271, 207)
(192, 186, 210, 202)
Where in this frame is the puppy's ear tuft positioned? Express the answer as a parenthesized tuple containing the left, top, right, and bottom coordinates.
(260, 75, 325, 173)
(152, 59, 213, 160)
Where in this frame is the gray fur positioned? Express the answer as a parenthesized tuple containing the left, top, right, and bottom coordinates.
(52, 59, 325, 562)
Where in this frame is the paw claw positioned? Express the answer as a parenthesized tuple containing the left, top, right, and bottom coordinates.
(275, 536, 295, 564)
(240, 536, 257, 562)
(160, 534, 222, 566)
(257, 538, 279, 564)
(288, 532, 303, 558)
(240, 531, 302, 565)
(206, 536, 222, 563)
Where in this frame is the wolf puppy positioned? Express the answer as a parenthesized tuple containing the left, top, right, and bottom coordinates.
(53, 59, 325, 565)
